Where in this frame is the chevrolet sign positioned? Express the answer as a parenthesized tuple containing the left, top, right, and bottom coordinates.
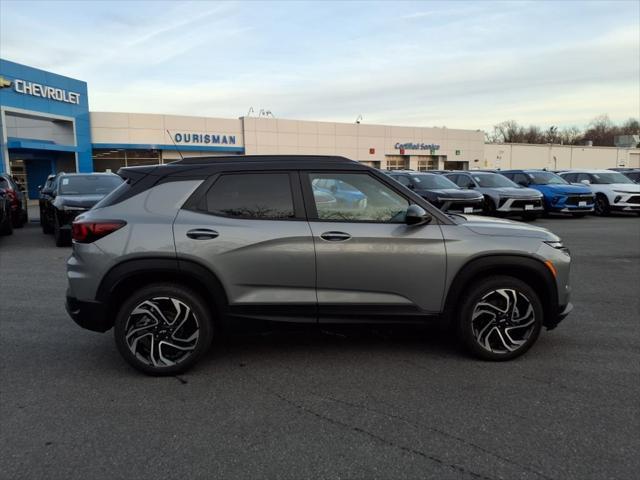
(1, 77, 81, 104)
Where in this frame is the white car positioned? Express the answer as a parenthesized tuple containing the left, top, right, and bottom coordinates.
(558, 170, 640, 216)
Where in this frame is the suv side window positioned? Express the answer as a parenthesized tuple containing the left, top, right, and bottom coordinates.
(562, 173, 575, 182)
(392, 175, 412, 187)
(205, 173, 295, 220)
(513, 173, 530, 186)
(446, 174, 459, 185)
(576, 173, 590, 183)
(308, 172, 409, 223)
(454, 174, 474, 188)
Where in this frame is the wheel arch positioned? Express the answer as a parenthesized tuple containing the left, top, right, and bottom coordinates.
(443, 254, 558, 327)
(96, 257, 229, 329)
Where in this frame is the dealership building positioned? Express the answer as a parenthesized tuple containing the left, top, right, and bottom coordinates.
(1, 58, 638, 199)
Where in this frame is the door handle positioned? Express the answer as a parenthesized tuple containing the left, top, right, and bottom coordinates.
(320, 231, 351, 242)
(186, 228, 219, 240)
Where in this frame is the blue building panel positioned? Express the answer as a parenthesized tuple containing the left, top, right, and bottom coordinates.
(0, 58, 93, 174)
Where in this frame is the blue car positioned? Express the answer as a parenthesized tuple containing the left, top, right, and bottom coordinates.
(499, 170, 595, 216)
(311, 177, 367, 208)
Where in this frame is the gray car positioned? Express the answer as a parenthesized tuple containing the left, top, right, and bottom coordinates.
(65, 156, 572, 375)
(445, 171, 544, 220)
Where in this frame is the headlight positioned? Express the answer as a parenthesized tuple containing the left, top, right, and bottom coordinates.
(545, 240, 570, 256)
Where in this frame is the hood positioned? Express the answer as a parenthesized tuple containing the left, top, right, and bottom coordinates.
(534, 183, 592, 195)
(484, 187, 542, 198)
(458, 214, 559, 241)
(418, 188, 482, 199)
(608, 183, 640, 193)
(54, 194, 106, 209)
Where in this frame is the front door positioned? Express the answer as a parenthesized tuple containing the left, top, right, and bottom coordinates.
(173, 171, 317, 322)
(303, 171, 447, 322)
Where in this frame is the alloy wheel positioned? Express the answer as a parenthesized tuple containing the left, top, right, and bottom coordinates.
(124, 297, 200, 367)
(471, 288, 536, 354)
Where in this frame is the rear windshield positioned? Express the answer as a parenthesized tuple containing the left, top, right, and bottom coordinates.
(59, 175, 123, 195)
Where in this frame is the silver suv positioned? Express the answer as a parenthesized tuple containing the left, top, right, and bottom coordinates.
(445, 171, 544, 220)
(66, 156, 572, 375)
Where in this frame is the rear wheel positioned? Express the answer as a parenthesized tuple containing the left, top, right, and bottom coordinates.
(457, 275, 543, 361)
(594, 194, 610, 216)
(114, 284, 214, 375)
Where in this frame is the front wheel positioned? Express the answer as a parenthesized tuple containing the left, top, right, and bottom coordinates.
(483, 196, 497, 216)
(594, 194, 610, 216)
(114, 284, 214, 375)
(457, 276, 543, 361)
(54, 216, 70, 247)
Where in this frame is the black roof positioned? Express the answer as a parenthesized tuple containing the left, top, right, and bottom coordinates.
(119, 155, 367, 179)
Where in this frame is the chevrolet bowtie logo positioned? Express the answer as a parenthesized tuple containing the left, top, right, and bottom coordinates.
(0, 76, 12, 89)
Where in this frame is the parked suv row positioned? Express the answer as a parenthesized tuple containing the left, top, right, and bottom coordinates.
(66, 155, 572, 375)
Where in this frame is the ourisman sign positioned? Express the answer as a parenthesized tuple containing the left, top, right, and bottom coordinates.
(174, 133, 236, 145)
(12, 78, 81, 105)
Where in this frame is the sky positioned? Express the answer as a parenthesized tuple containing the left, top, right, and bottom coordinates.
(1, 0, 638, 132)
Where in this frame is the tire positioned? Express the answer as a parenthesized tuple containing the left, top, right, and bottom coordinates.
(54, 215, 70, 247)
(114, 283, 214, 375)
(42, 218, 53, 234)
(483, 196, 497, 216)
(457, 275, 543, 361)
(594, 194, 610, 216)
(0, 212, 13, 236)
(12, 211, 24, 229)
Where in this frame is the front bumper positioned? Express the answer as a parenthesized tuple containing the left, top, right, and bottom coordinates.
(437, 197, 484, 214)
(546, 302, 573, 330)
(496, 197, 544, 213)
(66, 293, 112, 332)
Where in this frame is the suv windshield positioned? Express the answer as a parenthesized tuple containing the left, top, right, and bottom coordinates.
(591, 172, 635, 184)
(527, 171, 568, 185)
(59, 175, 123, 195)
(472, 173, 518, 188)
(411, 174, 459, 189)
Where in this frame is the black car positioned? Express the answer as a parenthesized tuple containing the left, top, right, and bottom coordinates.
(0, 173, 28, 228)
(40, 173, 123, 246)
(0, 187, 13, 235)
(388, 171, 484, 213)
(38, 174, 58, 234)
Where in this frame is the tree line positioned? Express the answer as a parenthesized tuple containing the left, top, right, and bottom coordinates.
(486, 115, 639, 147)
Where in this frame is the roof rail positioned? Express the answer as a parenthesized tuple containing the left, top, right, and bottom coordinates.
(170, 155, 357, 165)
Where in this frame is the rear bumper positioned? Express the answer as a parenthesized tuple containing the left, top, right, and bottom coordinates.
(65, 293, 112, 332)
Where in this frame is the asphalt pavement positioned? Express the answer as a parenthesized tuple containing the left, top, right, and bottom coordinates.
(1, 214, 639, 480)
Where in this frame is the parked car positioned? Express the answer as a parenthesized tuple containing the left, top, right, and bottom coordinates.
(611, 168, 640, 184)
(38, 174, 58, 233)
(387, 171, 484, 213)
(558, 170, 640, 216)
(0, 187, 13, 235)
(40, 172, 123, 246)
(444, 171, 544, 220)
(66, 155, 572, 375)
(311, 177, 367, 209)
(0, 173, 28, 228)
(499, 169, 594, 217)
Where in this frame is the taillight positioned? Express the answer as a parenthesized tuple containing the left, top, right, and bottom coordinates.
(72, 220, 126, 243)
(5, 189, 17, 207)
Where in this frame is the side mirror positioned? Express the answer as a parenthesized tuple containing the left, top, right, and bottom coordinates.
(330, 184, 338, 193)
(580, 179, 591, 185)
(38, 185, 43, 190)
(405, 204, 432, 226)
(466, 183, 475, 189)
(408, 183, 415, 190)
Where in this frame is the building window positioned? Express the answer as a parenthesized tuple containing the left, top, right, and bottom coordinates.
(417, 159, 436, 171)
(385, 157, 407, 170)
(92, 149, 161, 172)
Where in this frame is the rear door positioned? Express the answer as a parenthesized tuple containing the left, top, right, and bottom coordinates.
(173, 171, 317, 322)
(302, 171, 446, 322)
